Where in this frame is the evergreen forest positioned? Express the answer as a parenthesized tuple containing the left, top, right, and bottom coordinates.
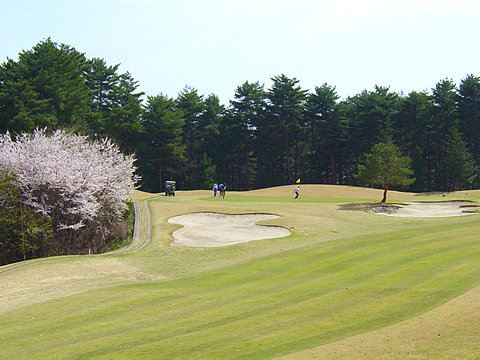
(2, 39, 480, 193)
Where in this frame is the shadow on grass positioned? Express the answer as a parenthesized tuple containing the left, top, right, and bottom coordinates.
(414, 191, 449, 196)
(337, 202, 405, 213)
(338, 201, 480, 216)
(337, 203, 377, 212)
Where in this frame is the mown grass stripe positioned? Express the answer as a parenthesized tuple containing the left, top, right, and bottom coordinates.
(3, 233, 480, 358)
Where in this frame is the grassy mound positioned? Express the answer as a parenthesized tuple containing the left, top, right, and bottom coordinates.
(1, 185, 480, 358)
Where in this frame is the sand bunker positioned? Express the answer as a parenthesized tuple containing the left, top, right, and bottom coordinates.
(168, 212, 291, 247)
(371, 201, 479, 218)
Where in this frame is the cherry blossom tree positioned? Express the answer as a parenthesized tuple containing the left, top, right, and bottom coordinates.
(0, 129, 138, 255)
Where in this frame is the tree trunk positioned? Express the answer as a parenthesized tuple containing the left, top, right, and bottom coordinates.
(426, 151, 431, 192)
(285, 123, 291, 184)
(328, 143, 337, 184)
(382, 184, 388, 203)
(310, 125, 315, 181)
(20, 204, 26, 261)
(244, 134, 249, 190)
(294, 135, 298, 181)
(158, 148, 163, 192)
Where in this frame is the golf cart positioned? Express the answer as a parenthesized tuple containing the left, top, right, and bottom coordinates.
(165, 180, 176, 196)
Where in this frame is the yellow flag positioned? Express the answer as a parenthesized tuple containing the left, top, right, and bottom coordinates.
(296, 178, 301, 183)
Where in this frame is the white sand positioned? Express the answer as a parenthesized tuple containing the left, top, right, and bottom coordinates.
(371, 201, 478, 218)
(168, 212, 291, 247)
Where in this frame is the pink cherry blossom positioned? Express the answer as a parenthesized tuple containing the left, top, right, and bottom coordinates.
(0, 129, 139, 231)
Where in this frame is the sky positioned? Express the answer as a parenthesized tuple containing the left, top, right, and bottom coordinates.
(1, 0, 480, 104)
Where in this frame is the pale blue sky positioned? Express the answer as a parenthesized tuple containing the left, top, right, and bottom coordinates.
(1, 0, 479, 103)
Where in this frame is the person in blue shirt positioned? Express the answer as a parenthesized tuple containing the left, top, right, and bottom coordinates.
(219, 183, 226, 198)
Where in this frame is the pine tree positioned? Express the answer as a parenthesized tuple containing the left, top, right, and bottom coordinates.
(304, 83, 341, 183)
(355, 141, 415, 202)
(0, 38, 92, 133)
(230, 81, 266, 189)
(139, 94, 185, 192)
(267, 74, 307, 184)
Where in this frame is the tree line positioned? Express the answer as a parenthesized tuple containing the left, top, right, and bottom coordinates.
(1, 39, 479, 194)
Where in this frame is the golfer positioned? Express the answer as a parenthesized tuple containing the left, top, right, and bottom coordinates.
(294, 185, 300, 199)
(219, 183, 226, 199)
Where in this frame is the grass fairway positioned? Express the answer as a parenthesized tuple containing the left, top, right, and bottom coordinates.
(1, 185, 480, 358)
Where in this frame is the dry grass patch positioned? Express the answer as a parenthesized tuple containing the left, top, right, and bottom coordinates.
(130, 189, 162, 201)
(0, 257, 164, 313)
(245, 184, 415, 200)
(280, 284, 480, 359)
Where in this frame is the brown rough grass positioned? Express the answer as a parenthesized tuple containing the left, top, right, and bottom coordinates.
(130, 190, 162, 201)
(0, 257, 163, 314)
(245, 184, 416, 200)
(279, 284, 480, 359)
